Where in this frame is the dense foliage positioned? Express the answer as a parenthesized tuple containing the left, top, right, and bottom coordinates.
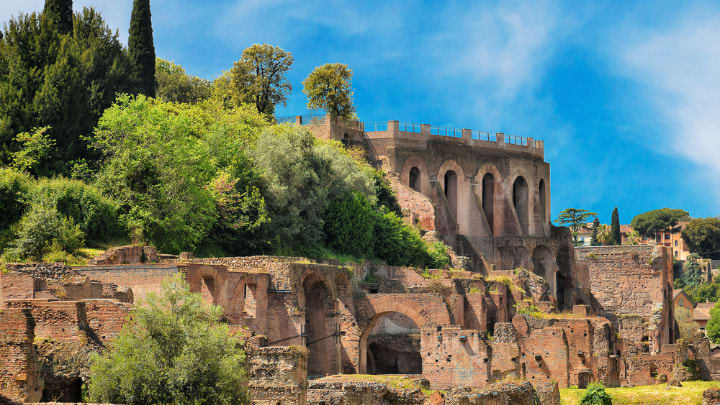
(675, 254, 703, 290)
(302, 63, 355, 119)
(682, 218, 720, 260)
(128, 0, 156, 97)
(631, 208, 689, 238)
(685, 275, 720, 304)
(229, 44, 293, 115)
(156, 58, 211, 103)
(580, 383, 613, 405)
(87, 274, 249, 404)
(610, 207, 620, 245)
(706, 300, 720, 344)
(0, 7, 132, 174)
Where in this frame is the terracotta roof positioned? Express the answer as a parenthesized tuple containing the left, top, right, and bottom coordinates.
(620, 225, 633, 234)
(693, 302, 715, 321)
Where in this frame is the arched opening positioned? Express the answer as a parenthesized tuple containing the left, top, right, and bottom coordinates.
(200, 276, 215, 304)
(303, 276, 337, 377)
(409, 167, 421, 192)
(556, 246, 571, 310)
(365, 312, 422, 374)
(532, 246, 556, 296)
(444, 170, 458, 219)
(538, 179, 546, 224)
(513, 176, 529, 234)
(42, 377, 83, 402)
(482, 173, 495, 233)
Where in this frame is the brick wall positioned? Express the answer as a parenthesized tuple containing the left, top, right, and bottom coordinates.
(74, 264, 177, 302)
(0, 308, 43, 403)
(249, 346, 307, 405)
(421, 327, 491, 389)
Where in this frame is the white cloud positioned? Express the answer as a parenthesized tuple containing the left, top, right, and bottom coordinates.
(618, 12, 720, 199)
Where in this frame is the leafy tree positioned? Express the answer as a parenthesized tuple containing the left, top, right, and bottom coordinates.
(302, 63, 355, 119)
(128, 0, 156, 97)
(580, 383, 612, 405)
(610, 207, 621, 245)
(87, 274, 249, 404)
(631, 208, 689, 238)
(324, 191, 375, 259)
(590, 217, 601, 246)
(625, 229, 642, 245)
(706, 300, 720, 344)
(43, 0, 73, 35)
(555, 208, 597, 244)
(373, 169, 403, 216)
(596, 224, 614, 246)
(229, 44, 293, 115)
(155, 58, 211, 103)
(686, 275, 720, 304)
(92, 95, 217, 253)
(0, 8, 132, 174)
(676, 253, 702, 289)
(0, 169, 32, 250)
(682, 218, 720, 260)
(373, 210, 434, 268)
(11, 127, 55, 175)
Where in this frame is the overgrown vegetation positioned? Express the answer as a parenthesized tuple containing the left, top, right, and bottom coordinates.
(561, 381, 720, 405)
(87, 274, 249, 404)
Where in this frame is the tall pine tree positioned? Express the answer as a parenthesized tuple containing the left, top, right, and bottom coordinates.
(128, 0, 156, 97)
(591, 217, 601, 246)
(611, 207, 621, 245)
(43, 0, 73, 35)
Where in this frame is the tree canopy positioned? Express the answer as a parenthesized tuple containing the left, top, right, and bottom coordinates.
(682, 217, 720, 260)
(87, 274, 249, 404)
(302, 63, 355, 119)
(229, 44, 293, 115)
(156, 58, 211, 103)
(610, 207, 621, 245)
(706, 300, 720, 344)
(631, 208, 690, 238)
(43, 0, 73, 35)
(555, 208, 597, 243)
(128, 0, 156, 97)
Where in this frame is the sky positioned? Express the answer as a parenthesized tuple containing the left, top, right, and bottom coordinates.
(2, 0, 719, 224)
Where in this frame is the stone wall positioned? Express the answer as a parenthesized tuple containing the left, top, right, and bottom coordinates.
(73, 264, 177, 302)
(0, 308, 43, 403)
(249, 346, 308, 405)
(88, 245, 159, 265)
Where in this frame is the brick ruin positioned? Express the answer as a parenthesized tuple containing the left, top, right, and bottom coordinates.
(0, 117, 717, 404)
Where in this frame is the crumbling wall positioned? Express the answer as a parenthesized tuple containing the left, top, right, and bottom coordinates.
(88, 245, 159, 265)
(0, 308, 43, 403)
(249, 346, 308, 405)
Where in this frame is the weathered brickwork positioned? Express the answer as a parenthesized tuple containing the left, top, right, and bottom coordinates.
(0, 308, 43, 403)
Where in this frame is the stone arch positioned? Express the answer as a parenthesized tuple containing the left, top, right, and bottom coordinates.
(365, 312, 421, 374)
(437, 159, 467, 233)
(302, 272, 339, 377)
(400, 156, 429, 194)
(409, 167, 421, 192)
(531, 245, 557, 296)
(475, 164, 503, 237)
(513, 176, 529, 235)
(357, 295, 447, 373)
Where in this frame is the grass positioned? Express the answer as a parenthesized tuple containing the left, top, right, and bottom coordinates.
(560, 381, 720, 405)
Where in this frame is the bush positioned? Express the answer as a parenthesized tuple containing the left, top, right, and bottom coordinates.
(29, 178, 124, 242)
(427, 241, 452, 269)
(324, 191, 375, 259)
(373, 211, 432, 268)
(3, 202, 84, 261)
(0, 168, 32, 230)
(87, 274, 249, 404)
(580, 383, 612, 405)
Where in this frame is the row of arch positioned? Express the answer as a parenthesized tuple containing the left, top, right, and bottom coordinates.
(404, 158, 547, 236)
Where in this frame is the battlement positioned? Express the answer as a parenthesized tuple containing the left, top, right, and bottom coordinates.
(277, 114, 544, 158)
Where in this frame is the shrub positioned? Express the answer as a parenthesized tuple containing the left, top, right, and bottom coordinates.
(3, 202, 84, 261)
(324, 191, 375, 259)
(580, 383, 612, 405)
(0, 168, 32, 230)
(29, 178, 124, 242)
(373, 211, 432, 268)
(427, 241, 452, 269)
(87, 274, 249, 404)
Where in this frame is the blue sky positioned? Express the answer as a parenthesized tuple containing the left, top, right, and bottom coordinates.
(3, 0, 719, 224)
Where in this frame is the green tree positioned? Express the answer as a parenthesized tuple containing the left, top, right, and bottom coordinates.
(596, 224, 614, 245)
(631, 208, 689, 238)
(229, 44, 293, 115)
(0, 8, 132, 174)
(87, 274, 249, 404)
(580, 383, 612, 405)
(324, 191, 375, 259)
(682, 218, 720, 260)
(706, 300, 720, 344)
(128, 0, 156, 97)
(43, 0, 73, 35)
(590, 217, 601, 246)
(11, 127, 55, 175)
(611, 207, 621, 245)
(302, 63, 355, 119)
(686, 275, 720, 304)
(555, 208, 597, 244)
(677, 253, 703, 289)
(155, 58, 211, 103)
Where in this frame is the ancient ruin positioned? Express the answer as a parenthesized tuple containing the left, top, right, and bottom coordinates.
(1, 115, 717, 404)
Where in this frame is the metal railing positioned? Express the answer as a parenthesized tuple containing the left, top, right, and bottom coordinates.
(430, 126, 462, 138)
(365, 122, 388, 132)
(472, 130, 496, 142)
(505, 134, 528, 146)
(301, 114, 326, 125)
(399, 122, 422, 133)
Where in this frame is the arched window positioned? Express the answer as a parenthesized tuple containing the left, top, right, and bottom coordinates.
(482, 173, 494, 233)
(409, 167, 420, 191)
(444, 170, 458, 219)
(538, 179, 546, 226)
(513, 176, 529, 234)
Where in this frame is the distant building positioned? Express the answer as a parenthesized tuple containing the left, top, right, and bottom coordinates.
(657, 222, 691, 260)
(673, 289, 694, 310)
(576, 223, 594, 246)
(693, 302, 715, 333)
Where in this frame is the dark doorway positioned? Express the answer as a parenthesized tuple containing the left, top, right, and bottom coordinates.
(482, 173, 494, 233)
(409, 167, 421, 191)
(304, 277, 337, 377)
(444, 170, 458, 219)
(513, 176, 529, 234)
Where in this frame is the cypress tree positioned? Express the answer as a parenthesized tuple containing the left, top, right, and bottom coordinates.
(611, 207, 621, 245)
(43, 0, 74, 35)
(591, 217, 601, 246)
(128, 0, 156, 97)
